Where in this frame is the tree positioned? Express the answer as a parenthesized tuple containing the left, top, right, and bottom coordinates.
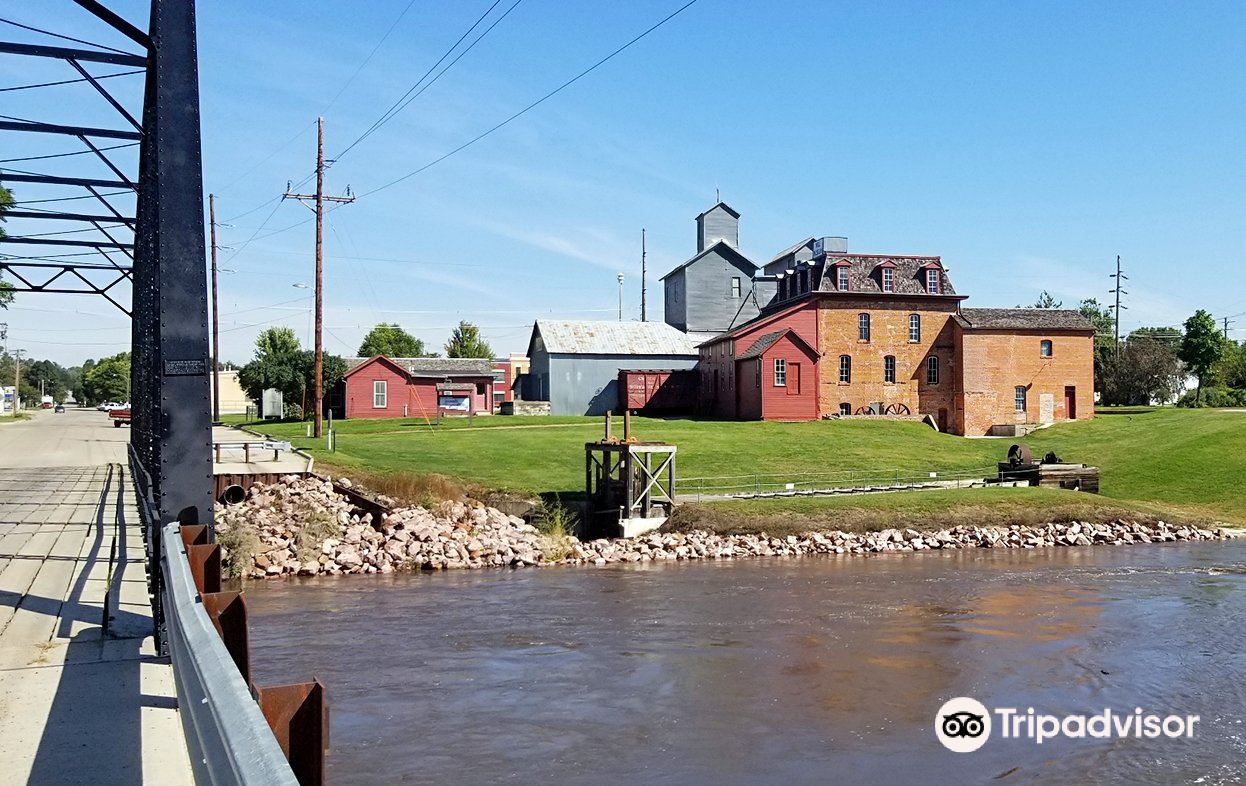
(444, 321, 493, 359)
(1019, 290, 1062, 309)
(82, 352, 131, 404)
(0, 186, 13, 309)
(1078, 298, 1116, 393)
(237, 327, 306, 407)
(1215, 340, 1246, 390)
(1177, 310, 1227, 404)
(1100, 337, 1184, 405)
(297, 350, 347, 417)
(358, 323, 426, 358)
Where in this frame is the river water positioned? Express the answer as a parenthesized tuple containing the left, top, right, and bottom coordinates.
(245, 541, 1246, 785)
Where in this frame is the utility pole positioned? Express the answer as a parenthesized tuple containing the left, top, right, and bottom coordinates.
(1225, 316, 1235, 340)
(209, 193, 221, 423)
(284, 117, 354, 438)
(640, 229, 647, 322)
(12, 349, 23, 413)
(617, 273, 625, 321)
(1108, 255, 1128, 353)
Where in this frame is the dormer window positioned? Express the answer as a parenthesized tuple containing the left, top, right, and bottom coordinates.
(882, 267, 894, 292)
(925, 268, 941, 294)
(836, 265, 850, 291)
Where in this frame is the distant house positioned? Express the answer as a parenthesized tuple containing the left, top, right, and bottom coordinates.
(524, 320, 699, 415)
(491, 354, 530, 410)
(337, 356, 495, 419)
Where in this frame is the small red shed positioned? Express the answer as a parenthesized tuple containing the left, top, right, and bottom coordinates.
(617, 369, 699, 414)
(733, 329, 819, 420)
(340, 356, 495, 419)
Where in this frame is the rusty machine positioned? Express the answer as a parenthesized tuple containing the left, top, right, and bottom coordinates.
(585, 412, 677, 538)
(998, 444, 1100, 493)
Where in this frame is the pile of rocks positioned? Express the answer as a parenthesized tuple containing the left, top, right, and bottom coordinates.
(216, 476, 1233, 579)
(214, 475, 546, 579)
(563, 520, 1232, 565)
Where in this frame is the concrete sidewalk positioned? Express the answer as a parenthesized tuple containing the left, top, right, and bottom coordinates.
(0, 413, 192, 784)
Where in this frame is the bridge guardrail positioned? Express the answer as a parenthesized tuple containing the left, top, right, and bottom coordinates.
(162, 521, 301, 786)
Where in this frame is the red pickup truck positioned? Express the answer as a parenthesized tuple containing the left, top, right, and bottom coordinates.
(109, 407, 131, 428)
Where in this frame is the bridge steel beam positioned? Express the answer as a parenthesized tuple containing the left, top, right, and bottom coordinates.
(129, 0, 214, 535)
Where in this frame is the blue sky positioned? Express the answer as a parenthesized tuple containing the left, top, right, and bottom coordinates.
(3, 0, 1245, 365)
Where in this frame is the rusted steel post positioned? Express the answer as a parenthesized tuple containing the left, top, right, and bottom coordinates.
(201, 591, 251, 683)
(254, 680, 329, 786)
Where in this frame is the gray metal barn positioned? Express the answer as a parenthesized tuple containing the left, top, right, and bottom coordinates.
(524, 320, 699, 415)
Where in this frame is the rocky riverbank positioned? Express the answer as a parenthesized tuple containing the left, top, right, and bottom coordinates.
(214, 475, 1234, 579)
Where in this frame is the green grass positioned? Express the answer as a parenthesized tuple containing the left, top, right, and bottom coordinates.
(231, 408, 1246, 525)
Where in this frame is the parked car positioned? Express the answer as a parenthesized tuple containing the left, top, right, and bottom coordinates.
(109, 406, 131, 428)
(54, 404, 65, 413)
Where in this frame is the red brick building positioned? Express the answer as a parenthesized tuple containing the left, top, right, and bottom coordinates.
(339, 356, 495, 419)
(698, 251, 1094, 435)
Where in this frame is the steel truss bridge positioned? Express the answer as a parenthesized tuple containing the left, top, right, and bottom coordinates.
(0, 4, 325, 783)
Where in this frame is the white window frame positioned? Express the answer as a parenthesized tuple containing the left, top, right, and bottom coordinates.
(926, 268, 940, 293)
(372, 379, 388, 408)
(858, 313, 870, 342)
(926, 356, 939, 385)
(882, 267, 894, 292)
(884, 355, 896, 384)
(837, 266, 850, 291)
(731, 277, 741, 298)
(909, 314, 921, 343)
(774, 358, 787, 387)
(839, 355, 851, 384)
(1015, 386, 1027, 412)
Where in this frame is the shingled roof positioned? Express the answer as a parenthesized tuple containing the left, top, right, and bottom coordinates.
(736, 328, 817, 361)
(954, 308, 1094, 332)
(809, 254, 957, 296)
(345, 356, 494, 378)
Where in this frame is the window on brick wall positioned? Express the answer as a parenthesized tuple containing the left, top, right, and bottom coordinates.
(373, 380, 387, 408)
(909, 314, 921, 342)
(839, 402, 851, 416)
(858, 313, 871, 341)
(839, 354, 852, 383)
(774, 358, 787, 387)
(926, 356, 939, 385)
(1040, 339, 1053, 357)
(884, 355, 896, 383)
(1015, 386, 1027, 412)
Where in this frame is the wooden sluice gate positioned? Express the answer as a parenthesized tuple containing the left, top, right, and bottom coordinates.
(585, 412, 677, 538)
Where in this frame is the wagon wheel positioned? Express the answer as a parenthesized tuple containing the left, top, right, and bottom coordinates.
(854, 406, 873, 416)
(886, 403, 911, 416)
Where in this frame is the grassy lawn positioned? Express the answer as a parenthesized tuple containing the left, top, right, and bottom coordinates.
(230, 407, 1246, 525)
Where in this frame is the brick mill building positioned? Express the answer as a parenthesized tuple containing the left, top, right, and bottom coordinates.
(675, 203, 1095, 435)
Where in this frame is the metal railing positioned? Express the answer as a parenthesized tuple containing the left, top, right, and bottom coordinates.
(161, 521, 301, 786)
(679, 466, 1000, 501)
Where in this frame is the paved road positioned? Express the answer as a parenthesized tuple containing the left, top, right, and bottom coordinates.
(0, 408, 129, 468)
(0, 410, 192, 784)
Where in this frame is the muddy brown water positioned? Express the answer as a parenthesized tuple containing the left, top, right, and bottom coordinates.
(245, 541, 1246, 785)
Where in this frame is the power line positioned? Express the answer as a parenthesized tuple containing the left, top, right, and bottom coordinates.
(321, 0, 421, 116)
(0, 16, 138, 56)
(0, 142, 138, 164)
(335, 0, 523, 161)
(1108, 254, 1127, 353)
(357, 0, 702, 198)
(0, 69, 144, 93)
(10, 190, 132, 206)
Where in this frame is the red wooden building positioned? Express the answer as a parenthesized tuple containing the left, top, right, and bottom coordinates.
(339, 356, 495, 419)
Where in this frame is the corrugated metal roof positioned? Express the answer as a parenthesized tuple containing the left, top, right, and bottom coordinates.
(532, 320, 700, 356)
(954, 308, 1095, 331)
